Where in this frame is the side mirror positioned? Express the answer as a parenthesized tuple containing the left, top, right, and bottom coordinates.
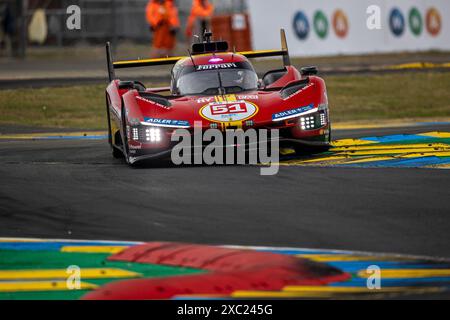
(118, 81, 135, 90)
(300, 66, 318, 76)
(257, 79, 265, 90)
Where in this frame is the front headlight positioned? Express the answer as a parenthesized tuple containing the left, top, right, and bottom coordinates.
(145, 127, 161, 142)
(130, 126, 162, 143)
(300, 115, 315, 130)
(132, 127, 139, 141)
(299, 105, 328, 130)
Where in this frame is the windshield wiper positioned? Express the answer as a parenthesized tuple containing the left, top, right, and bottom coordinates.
(217, 71, 226, 95)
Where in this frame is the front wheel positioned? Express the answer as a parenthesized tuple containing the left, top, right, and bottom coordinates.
(294, 126, 332, 155)
(112, 146, 123, 159)
(121, 106, 131, 164)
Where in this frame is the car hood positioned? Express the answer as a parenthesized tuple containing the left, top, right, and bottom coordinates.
(131, 83, 320, 129)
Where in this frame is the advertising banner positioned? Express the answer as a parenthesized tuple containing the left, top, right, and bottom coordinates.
(247, 0, 450, 56)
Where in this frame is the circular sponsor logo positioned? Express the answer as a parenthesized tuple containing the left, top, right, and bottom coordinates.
(409, 7, 423, 36)
(199, 101, 259, 122)
(293, 11, 310, 40)
(314, 10, 329, 39)
(389, 8, 405, 37)
(332, 9, 349, 38)
(426, 7, 441, 37)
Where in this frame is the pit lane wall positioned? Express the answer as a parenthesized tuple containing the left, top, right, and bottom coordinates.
(247, 0, 450, 56)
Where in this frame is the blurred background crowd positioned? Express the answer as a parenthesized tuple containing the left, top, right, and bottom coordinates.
(0, 0, 250, 58)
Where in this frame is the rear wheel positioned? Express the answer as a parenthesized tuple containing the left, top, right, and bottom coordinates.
(105, 94, 113, 145)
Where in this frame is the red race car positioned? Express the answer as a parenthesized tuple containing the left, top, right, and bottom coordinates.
(105, 29, 331, 164)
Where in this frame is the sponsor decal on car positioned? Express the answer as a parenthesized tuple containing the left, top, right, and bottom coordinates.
(199, 100, 259, 122)
(197, 95, 257, 105)
(282, 83, 313, 100)
(136, 96, 171, 110)
(272, 104, 315, 122)
(196, 97, 215, 104)
(196, 63, 238, 71)
(143, 117, 190, 128)
(237, 94, 259, 100)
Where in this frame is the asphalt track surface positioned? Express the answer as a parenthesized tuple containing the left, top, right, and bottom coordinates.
(1, 124, 449, 259)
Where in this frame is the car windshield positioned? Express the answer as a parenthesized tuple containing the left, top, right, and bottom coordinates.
(176, 62, 258, 95)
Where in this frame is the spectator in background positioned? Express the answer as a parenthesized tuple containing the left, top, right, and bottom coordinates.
(186, 0, 214, 39)
(1, 2, 15, 54)
(146, 0, 179, 58)
(0, 4, 5, 50)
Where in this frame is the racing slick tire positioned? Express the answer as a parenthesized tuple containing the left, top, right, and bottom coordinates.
(121, 105, 139, 166)
(112, 146, 123, 159)
(294, 124, 332, 155)
(106, 94, 123, 159)
(121, 105, 131, 164)
(105, 95, 112, 144)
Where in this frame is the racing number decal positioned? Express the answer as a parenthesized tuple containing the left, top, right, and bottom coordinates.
(210, 102, 248, 115)
(200, 101, 258, 122)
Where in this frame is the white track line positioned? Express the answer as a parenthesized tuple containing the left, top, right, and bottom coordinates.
(1, 237, 449, 262)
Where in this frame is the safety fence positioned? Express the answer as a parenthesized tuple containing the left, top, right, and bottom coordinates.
(0, 0, 246, 57)
(28, 0, 246, 45)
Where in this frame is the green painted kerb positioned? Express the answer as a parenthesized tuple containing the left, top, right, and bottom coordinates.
(0, 249, 205, 300)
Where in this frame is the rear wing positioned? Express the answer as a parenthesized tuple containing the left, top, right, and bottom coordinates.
(106, 29, 291, 82)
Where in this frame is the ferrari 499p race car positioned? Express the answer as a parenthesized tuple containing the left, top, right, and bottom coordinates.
(105, 29, 331, 165)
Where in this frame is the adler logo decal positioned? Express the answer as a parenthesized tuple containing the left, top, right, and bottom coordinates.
(143, 117, 190, 128)
(199, 101, 258, 122)
(272, 104, 315, 122)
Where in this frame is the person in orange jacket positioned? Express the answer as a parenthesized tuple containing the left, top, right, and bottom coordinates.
(146, 0, 180, 57)
(186, 0, 214, 39)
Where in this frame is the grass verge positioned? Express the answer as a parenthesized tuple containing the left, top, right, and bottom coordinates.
(326, 72, 450, 122)
(0, 72, 449, 130)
